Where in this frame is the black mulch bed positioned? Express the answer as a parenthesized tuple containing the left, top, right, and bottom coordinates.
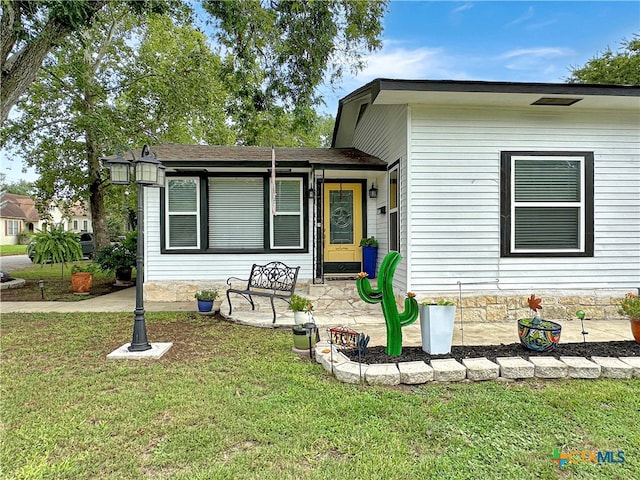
(342, 341, 640, 364)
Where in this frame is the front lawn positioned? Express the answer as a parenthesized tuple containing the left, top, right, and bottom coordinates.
(0, 244, 28, 256)
(1, 312, 638, 479)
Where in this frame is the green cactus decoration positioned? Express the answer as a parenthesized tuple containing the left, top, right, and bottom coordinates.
(356, 251, 418, 356)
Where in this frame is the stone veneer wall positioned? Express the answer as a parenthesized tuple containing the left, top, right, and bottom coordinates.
(144, 281, 632, 323)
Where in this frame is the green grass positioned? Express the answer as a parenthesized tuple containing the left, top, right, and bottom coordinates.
(1, 312, 638, 479)
(0, 244, 28, 256)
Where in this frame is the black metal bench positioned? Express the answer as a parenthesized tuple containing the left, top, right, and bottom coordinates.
(226, 262, 300, 323)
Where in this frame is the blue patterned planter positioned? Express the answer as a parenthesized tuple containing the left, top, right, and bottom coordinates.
(518, 318, 562, 352)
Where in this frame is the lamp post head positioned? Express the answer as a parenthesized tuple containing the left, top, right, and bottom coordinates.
(134, 145, 162, 185)
(105, 151, 133, 185)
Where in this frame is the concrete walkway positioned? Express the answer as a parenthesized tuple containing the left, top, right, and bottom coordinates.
(1, 287, 634, 347)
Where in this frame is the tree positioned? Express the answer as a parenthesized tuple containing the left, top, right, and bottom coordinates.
(203, 0, 387, 132)
(2, 0, 386, 247)
(0, 0, 180, 126)
(2, 179, 33, 196)
(567, 34, 640, 85)
(1, 5, 229, 251)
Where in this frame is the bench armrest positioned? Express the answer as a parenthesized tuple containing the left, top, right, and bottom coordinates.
(226, 276, 247, 287)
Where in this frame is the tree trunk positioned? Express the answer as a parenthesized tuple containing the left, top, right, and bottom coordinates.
(82, 48, 110, 252)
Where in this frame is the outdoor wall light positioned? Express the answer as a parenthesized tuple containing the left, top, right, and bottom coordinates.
(368, 183, 378, 199)
(308, 187, 315, 199)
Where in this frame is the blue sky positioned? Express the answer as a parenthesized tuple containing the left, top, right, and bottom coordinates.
(2, 1, 638, 184)
(321, 0, 639, 113)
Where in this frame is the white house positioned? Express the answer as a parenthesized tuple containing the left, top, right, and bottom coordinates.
(143, 79, 640, 321)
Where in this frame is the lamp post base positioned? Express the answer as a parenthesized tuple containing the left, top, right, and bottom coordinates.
(128, 308, 151, 352)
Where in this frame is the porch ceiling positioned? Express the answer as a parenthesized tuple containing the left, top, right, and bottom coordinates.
(146, 144, 386, 171)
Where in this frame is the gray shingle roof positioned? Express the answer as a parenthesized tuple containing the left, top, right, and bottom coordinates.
(144, 144, 386, 169)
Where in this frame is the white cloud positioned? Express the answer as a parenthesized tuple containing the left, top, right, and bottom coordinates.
(499, 47, 575, 73)
(501, 47, 574, 60)
(506, 6, 535, 27)
(452, 3, 474, 14)
(358, 47, 444, 79)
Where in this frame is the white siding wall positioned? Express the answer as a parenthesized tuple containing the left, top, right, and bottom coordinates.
(353, 104, 408, 289)
(144, 187, 314, 282)
(409, 105, 640, 292)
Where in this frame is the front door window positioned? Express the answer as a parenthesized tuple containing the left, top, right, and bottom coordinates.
(323, 183, 363, 274)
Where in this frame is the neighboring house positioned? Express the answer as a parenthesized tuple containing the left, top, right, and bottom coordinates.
(0, 193, 39, 244)
(144, 79, 640, 321)
(0, 192, 93, 244)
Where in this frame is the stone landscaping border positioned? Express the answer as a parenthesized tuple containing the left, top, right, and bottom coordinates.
(313, 342, 640, 385)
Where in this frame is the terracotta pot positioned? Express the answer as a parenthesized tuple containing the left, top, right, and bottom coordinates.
(631, 320, 640, 345)
(71, 272, 93, 295)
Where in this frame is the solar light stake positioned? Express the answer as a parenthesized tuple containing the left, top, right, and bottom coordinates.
(39, 279, 45, 299)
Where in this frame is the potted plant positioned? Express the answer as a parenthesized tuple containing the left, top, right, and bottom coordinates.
(420, 300, 456, 354)
(194, 289, 219, 313)
(71, 263, 97, 295)
(359, 236, 378, 278)
(27, 224, 83, 279)
(94, 231, 137, 285)
(289, 293, 313, 325)
(517, 294, 562, 352)
(618, 292, 640, 344)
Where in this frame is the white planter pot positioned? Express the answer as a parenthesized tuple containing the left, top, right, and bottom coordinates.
(294, 311, 311, 325)
(420, 304, 456, 354)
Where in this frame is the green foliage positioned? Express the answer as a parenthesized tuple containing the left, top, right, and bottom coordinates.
(618, 293, 640, 321)
(71, 262, 99, 274)
(93, 230, 137, 273)
(2, 180, 33, 196)
(567, 34, 640, 85)
(421, 300, 455, 306)
(356, 251, 418, 356)
(289, 293, 313, 312)
(359, 236, 378, 247)
(203, 0, 386, 135)
(194, 289, 219, 301)
(28, 224, 83, 277)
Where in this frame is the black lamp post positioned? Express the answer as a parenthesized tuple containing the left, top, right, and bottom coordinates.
(103, 145, 165, 352)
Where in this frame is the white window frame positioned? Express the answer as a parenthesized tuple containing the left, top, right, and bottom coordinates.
(388, 163, 399, 252)
(270, 178, 304, 249)
(165, 177, 200, 250)
(7, 220, 20, 235)
(509, 153, 588, 255)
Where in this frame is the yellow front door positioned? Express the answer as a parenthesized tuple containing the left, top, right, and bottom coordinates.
(323, 182, 363, 275)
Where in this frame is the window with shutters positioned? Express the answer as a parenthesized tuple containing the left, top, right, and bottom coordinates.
(500, 152, 594, 257)
(164, 175, 306, 252)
